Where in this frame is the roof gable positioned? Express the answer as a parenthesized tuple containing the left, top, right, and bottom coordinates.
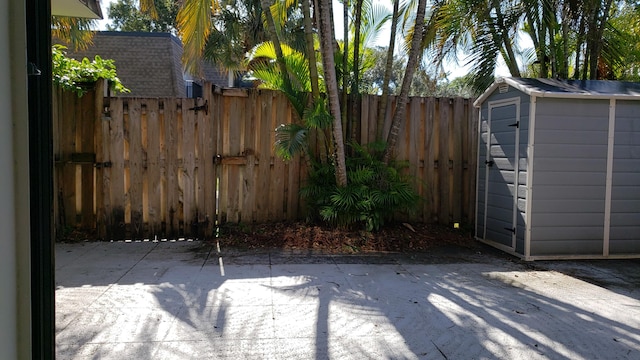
(62, 32, 229, 97)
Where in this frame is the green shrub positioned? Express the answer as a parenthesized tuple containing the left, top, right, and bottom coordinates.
(301, 143, 419, 231)
(52, 44, 129, 96)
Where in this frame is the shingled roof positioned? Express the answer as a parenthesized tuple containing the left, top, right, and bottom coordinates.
(64, 31, 228, 97)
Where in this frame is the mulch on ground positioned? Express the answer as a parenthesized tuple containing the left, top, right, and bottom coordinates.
(217, 221, 478, 254)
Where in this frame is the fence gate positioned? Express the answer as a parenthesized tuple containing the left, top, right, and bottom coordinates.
(94, 95, 217, 240)
(54, 84, 305, 241)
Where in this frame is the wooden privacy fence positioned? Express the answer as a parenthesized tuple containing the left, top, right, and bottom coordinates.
(53, 84, 477, 241)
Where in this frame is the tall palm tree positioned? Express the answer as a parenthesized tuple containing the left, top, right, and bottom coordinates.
(318, 0, 348, 186)
(382, 0, 427, 164)
(376, 0, 400, 142)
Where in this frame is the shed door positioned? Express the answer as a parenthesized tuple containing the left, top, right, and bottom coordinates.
(484, 99, 520, 249)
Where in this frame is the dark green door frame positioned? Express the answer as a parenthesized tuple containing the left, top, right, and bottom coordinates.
(26, 0, 55, 357)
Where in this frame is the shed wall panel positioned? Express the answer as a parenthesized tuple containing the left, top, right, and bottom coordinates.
(529, 98, 609, 256)
(610, 100, 640, 254)
(530, 238, 603, 256)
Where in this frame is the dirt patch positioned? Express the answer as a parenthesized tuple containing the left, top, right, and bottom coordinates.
(216, 221, 479, 254)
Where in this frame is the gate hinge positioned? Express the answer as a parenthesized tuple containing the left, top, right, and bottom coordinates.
(504, 227, 516, 234)
(94, 161, 112, 169)
(485, 160, 494, 167)
(508, 121, 519, 128)
(189, 100, 208, 115)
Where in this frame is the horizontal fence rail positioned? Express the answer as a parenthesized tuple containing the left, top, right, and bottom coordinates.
(53, 84, 477, 241)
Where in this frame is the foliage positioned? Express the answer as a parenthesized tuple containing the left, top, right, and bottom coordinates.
(51, 16, 95, 51)
(247, 41, 312, 117)
(301, 143, 418, 232)
(106, 0, 178, 33)
(52, 45, 129, 96)
(360, 46, 478, 97)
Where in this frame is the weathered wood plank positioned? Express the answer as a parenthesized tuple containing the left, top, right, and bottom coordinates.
(109, 97, 126, 240)
(256, 92, 273, 222)
(242, 91, 257, 223)
(128, 99, 144, 239)
(217, 95, 230, 223)
(438, 98, 451, 225)
(226, 97, 242, 222)
(182, 98, 196, 236)
(95, 89, 108, 239)
(194, 99, 206, 238)
(423, 97, 436, 222)
(60, 90, 78, 229)
(165, 99, 179, 238)
(452, 97, 464, 223)
(408, 97, 421, 221)
(202, 86, 216, 237)
(467, 101, 479, 223)
(147, 100, 162, 237)
(270, 94, 287, 221)
(80, 90, 96, 228)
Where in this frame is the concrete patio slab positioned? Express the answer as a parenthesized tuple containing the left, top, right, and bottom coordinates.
(56, 241, 640, 359)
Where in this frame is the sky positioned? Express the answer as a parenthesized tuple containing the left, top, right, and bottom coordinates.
(94, 0, 509, 79)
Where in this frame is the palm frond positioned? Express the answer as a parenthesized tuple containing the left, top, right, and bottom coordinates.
(178, 0, 220, 75)
(274, 123, 308, 160)
(51, 16, 96, 50)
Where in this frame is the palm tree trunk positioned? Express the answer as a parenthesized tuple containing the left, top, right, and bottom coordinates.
(302, 0, 327, 163)
(302, 0, 320, 99)
(376, 0, 399, 142)
(382, 0, 427, 164)
(318, 0, 348, 186)
(341, 0, 349, 146)
(350, 0, 363, 144)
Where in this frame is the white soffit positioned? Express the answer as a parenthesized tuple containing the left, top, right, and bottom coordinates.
(52, 0, 102, 19)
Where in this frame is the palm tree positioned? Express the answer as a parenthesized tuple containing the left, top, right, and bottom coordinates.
(318, 0, 348, 186)
(376, 0, 400, 142)
(382, 0, 427, 164)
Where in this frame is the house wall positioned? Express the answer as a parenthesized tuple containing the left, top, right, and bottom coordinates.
(529, 98, 609, 256)
(610, 100, 640, 254)
(2, 0, 31, 357)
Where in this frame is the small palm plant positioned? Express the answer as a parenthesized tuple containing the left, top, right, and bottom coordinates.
(302, 142, 419, 231)
(246, 41, 332, 163)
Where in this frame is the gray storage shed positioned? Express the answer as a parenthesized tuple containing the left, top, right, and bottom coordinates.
(474, 78, 640, 260)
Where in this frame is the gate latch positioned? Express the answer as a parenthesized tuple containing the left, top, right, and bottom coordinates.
(189, 100, 208, 115)
(485, 160, 495, 167)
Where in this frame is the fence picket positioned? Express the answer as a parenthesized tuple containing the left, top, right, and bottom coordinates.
(109, 98, 126, 240)
(147, 100, 162, 237)
(182, 98, 196, 236)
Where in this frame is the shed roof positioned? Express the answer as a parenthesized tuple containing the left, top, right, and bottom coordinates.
(474, 77, 640, 107)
